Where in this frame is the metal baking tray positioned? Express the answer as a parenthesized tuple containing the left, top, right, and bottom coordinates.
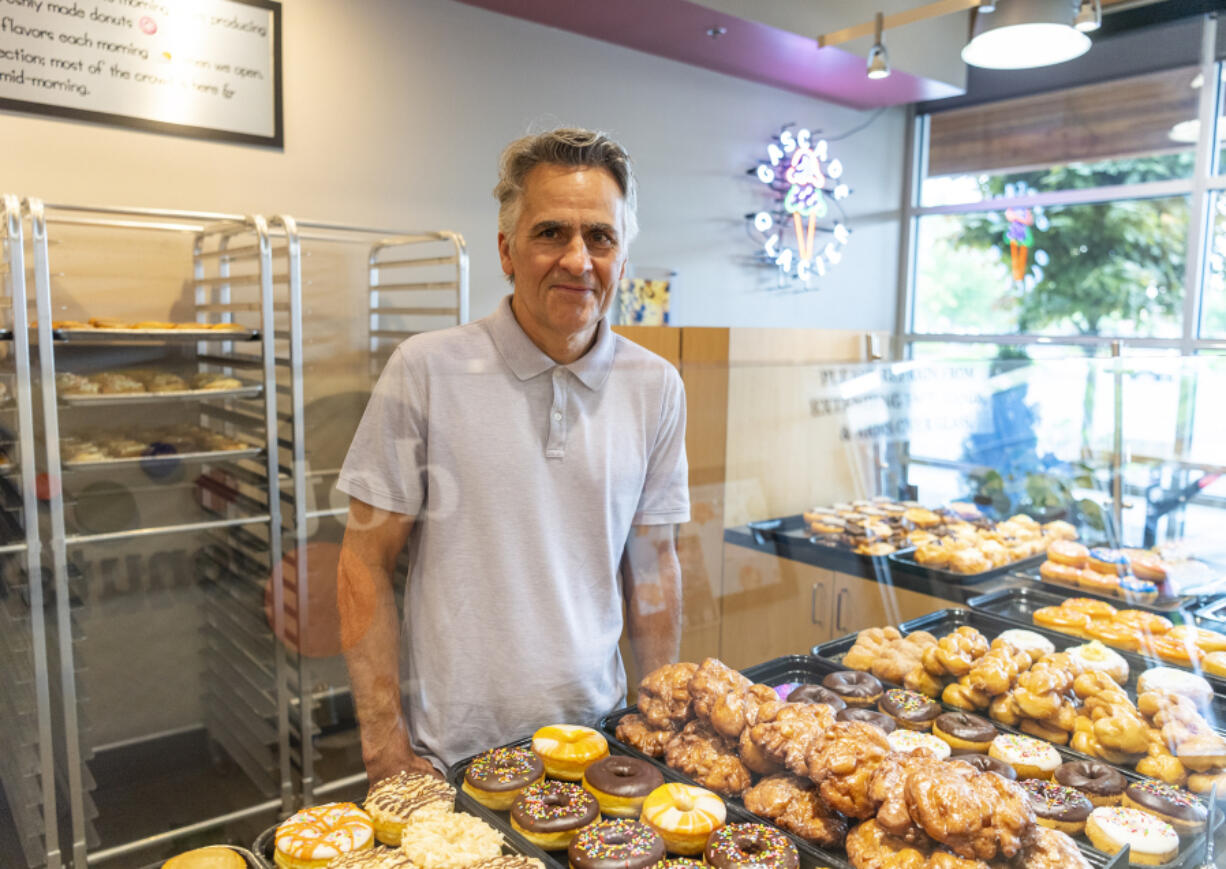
(447, 736, 847, 869)
(965, 588, 1226, 695)
(60, 383, 262, 405)
(749, 514, 908, 567)
(253, 795, 551, 869)
(1000, 574, 1201, 614)
(814, 608, 1226, 729)
(602, 656, 1137, 869)
(61, 446, 262, 470)
(42, 327, 259, 343)
(888, 548, 1048, 586)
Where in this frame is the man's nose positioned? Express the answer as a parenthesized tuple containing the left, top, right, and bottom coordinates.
(559, 234, 592, 274)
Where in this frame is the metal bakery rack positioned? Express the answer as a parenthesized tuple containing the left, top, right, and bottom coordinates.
(0, 195, 469, 868)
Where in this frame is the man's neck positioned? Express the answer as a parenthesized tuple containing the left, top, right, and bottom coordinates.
(510, 296, 599, 365)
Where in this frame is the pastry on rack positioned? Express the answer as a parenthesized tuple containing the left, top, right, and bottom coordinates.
(192, 371, 244, 390)
(56, 372, 100, 395)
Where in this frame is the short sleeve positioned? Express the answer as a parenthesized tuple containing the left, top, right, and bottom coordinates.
(336, 345, 427, 516)
(633, 365, 690, 525)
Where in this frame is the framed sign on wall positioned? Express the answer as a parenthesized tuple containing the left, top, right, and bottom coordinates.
(0, 0, 282, 147)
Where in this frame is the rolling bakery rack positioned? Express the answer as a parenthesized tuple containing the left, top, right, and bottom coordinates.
(0, 196, 469, 868)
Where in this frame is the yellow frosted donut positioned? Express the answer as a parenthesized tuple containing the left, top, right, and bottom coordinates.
(531, 724, 609, 780)
(640, 783, 726, 856)
(274, 802, 374, 869)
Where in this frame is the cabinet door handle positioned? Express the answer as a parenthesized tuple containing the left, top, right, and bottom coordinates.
(835, 588, 850, 633)
(811, 583, 826, 626)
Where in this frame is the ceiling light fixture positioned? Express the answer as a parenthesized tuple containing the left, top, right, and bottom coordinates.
(867, 12, 891, 79)
(962, 0, 1092, 70)
(1074, 0, 1101, 32)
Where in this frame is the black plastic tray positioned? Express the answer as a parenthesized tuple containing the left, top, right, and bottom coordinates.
(888, 548, 1048, 586)
(1195, 596, 1226, 632)
(1001, 574, 1200, 615)
(602, 656, 1133, 869)
(965, 588, 1226, 698)
(445, 737, 840, 869)
(750, 514, 902, 569)
(815, 608, 1226, 721)
(253, 795, 548, 869)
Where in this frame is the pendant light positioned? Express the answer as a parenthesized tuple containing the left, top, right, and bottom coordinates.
(867, 12, 891, 79)
(961, 0, 1092, 70)
(1074, 0, 1101, 32)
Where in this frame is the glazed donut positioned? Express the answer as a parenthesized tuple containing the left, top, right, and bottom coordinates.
(568, 819, 665, 869)
(1167, 625, 1226, 653)
(1032, 607, 1090, 638)
(1060, 597, 1117, 620)
(1047, 540, 1089, 568)
(1087, 548, 1130, 576)
(1019, 717, 1070, 746)
(1114, 610, 1172, 635)
(1020, 779, 1093, 835)
(821, 671, 883, 708)
(462, 747, 544, 812)
(886, 729, 950, 760)
(640, 783, 726, 856)
(787, 684, 847, 711)
(532, 725, 609, 781)
(704, 823, 798, 869)
(932, 712, 996, 753)
(1204, 651, 1226, 678)
(954, 753, 1016, 780)
(1121, 549, 1168, 582)
(1122, 780, 1208, 834)
(995, 629, 1055, 661)
(988, 734, 1061, 780)
(914, 542, 950, 568)
(365, 770, 455, 844)
(580, 755, 663, 818)
(164, 848, 246, 869)
(510, 781, 599, 850)
(949, 548, 991, 575)
(878, 689, 941, 731)
(903, 507, 942, 528)
(1085, 619, 1141, 651)
(614, 714, 675, 759)
(835, 707, 896, 733)
(1054, 761, 1126, 807)
(274, 803, 374, 869)
(1077, 570, 1122, 596)
(1065, 641, 1129, 684)
(1040, 560, 1083, 585)
(1084, 807, 1178, 865)
(1143, 634, 1205, 668)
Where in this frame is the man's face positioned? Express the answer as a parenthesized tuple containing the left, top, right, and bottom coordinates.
(499, 163, 628, 348)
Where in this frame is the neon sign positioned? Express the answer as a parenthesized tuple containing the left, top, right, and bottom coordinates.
(748, 125, 851, 285)
(1003, 207, 1035, 282)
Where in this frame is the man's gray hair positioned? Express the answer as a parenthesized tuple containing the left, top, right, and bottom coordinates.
(494, 128, 639, 246)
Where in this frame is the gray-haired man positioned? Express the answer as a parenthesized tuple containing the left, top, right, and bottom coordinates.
(336, 128, 689, 782)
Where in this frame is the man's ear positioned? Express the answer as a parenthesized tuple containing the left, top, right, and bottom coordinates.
(498, 232, 513, 279)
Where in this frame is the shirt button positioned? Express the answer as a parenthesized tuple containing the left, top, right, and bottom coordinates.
(553, 412, 562, 421)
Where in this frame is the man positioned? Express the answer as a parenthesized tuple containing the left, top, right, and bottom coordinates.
(336, 128, 689, 782)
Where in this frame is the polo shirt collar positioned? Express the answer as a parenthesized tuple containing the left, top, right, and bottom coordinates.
(486, 295, 616, 390)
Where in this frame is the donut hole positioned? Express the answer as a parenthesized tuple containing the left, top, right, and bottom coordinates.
(735, 834, 769, 856)
(603, 833, 630, 847)
(611, 763, 635, 778)
(544, 794, 569, 808)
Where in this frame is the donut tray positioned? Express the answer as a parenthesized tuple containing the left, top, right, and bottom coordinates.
(41, 326, 260, 343)
(888, 547, 1048, 585)
(446, 737, 850, 869)
(995, 575, 1201, 615)
(251, 796, 551, 869)
(968, 584, 1198, 633)
(602, 657, 1136, 869)
(814, 608, 1226, 716)
(743, 514, 901, 572)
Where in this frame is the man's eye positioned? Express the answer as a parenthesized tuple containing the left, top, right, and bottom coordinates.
(589, 232, 614, 247)
(540, 228, 558, 238)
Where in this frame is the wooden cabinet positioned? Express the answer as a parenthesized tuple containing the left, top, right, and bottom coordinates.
(828, 571, 960, 638)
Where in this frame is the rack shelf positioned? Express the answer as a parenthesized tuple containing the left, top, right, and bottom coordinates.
(60, 384, 263, 406)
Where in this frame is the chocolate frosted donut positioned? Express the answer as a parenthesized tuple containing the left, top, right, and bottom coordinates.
(704, 823, 799, 869)
(954, 753, 1016, 780)
(932, 711, 996, 751)
(1125, 781, 1208, 824)
(658, 861, 704, 869)
(1021, 780, 1093, 830)
(787, 684, 847, 711)
(1054, 761, 1126, 805)
(583, 756, 663, 798)
(878, 689, 940, 730)
(822, 671, 883, 707)
(568, 819, 665, 869)
(511, 781, 599, 834)
(836, 707, 896, 733)
(465, 746, 545, 793)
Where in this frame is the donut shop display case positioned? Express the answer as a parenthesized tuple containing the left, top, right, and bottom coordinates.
(0, 196, 468, 867)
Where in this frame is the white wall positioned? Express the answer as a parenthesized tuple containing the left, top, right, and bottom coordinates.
(1, 0, 905, 331)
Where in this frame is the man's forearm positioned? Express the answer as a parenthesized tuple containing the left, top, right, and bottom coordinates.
(623, 525, 683, 676)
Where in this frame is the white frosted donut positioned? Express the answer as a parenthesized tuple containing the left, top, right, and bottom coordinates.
(1137, 667, 1213, 709)
(1067, 641, 1130, 684)
(887, 729, 951, 760)
(1085, 806, 1178, 864)
(996, 629, 1056, 660)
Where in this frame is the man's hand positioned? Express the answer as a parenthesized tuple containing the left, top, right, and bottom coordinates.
(339, 498, 426, 786)
(621, 524, 683, 676)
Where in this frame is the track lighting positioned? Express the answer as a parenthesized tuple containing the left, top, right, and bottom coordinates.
(867, 12, 891, 79)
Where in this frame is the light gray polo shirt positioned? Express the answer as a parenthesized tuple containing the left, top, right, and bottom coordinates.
(337, 295, 690, 767)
